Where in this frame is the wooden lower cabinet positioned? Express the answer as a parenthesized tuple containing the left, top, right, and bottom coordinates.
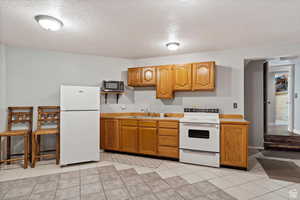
(158, 121, 179, 158)
(221, 124, 248, 169)
(103, 118, 120, 150)
(158, 146, 178, 158)
(139, 127, 157, 155)
(100, 118, 120, 150)
(120, 125, 138, 153)
(101, 118, 179, 159)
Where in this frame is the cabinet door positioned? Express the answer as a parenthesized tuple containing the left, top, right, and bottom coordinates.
(103, 119, 120, 150)
(156, 65, 173, 99)
(142, 67, 156, 86)
(221, 124, 248, 168)
(192, 62, 215, 90)
(128, 68, 141, 86)
(173, 64, 192, 91)
(100, 118, 105, 149)
(139, 127, 157, 155)
(120, 125, 138, 153)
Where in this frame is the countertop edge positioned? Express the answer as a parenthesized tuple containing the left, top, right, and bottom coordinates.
(100, 115, 250, 124)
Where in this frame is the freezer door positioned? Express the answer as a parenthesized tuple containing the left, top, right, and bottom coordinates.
(60, 111, 100, 165)
(60, 85, 100, 111)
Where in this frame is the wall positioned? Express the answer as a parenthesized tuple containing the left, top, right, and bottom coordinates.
(4, 45, 134, 153)
(0, 44, 6, 132)
(244, 60, 265, 148)
(4, 43, 300, 150)
(6, 46, 133, 108)
(133, 43, 300, 115)
(0, 44, 7, 158)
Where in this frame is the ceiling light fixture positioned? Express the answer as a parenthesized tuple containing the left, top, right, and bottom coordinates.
(166, 42, 180, 51)
(34, 15, 63, 31)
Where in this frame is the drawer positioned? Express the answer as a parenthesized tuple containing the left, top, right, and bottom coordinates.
(158, 136, 178, 147)
(139, 120, 157, 127)
(121, 119, 138, 126)
(158, 128, 178, 136)
(159, 121, 178, 129)
(158, 146, 179, 159)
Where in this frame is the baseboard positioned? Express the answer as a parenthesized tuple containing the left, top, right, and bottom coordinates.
(248, 146, 264, 150)
(294, 129, 300, 135)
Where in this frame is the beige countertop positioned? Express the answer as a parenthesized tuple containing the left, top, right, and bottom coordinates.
(101, 115, 250, 124)
(220, 118, 250, 125)
(101, 115, 181, 121)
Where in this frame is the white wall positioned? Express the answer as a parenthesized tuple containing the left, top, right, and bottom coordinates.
(244, 60, 265, 148)
(3, 43, 300, 150)
(6, 45, 133, 108)
(133, 43, 300, 115)
(0, 44, 6, 132)
(0, 44, 7, 159)
(3, 45, 134, 153)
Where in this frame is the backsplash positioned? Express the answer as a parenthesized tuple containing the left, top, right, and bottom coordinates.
(100, 104, 229, 114)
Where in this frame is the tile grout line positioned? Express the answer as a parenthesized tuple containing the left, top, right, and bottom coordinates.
(247, 182, 296, 200)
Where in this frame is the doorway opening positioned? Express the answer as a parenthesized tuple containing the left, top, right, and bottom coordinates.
(244, 56, 300, 151)
(264, 64, 295, 137)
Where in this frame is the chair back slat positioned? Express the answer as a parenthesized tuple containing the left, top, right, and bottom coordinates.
(7, 107, 33, 132)
(37, 106, 60, 130)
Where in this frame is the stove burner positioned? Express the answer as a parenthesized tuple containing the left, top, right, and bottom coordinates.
(184, 108, 219, 113)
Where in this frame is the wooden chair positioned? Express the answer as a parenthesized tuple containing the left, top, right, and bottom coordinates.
(31, 106, 60, 168)
(0, 107, 33, 169)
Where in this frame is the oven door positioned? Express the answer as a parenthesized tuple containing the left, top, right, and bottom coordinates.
(180, 122, 220, 152)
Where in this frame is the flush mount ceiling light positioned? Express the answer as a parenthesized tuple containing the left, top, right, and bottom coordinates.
(166, 42, 180, 51)
(34, 15, 63, 31)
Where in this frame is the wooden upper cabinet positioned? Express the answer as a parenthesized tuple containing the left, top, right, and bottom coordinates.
(156, 65, 173, 99)
(173, 64, 192, 91)
(128, 68, 141, 86)
(192, 62, 215, 90)
(142, 67, 156, 86)
(221, 124, 248, 168)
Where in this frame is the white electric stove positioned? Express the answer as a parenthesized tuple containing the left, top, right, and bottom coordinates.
(179, 108, 220, 168)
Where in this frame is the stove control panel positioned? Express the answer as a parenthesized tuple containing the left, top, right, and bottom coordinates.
(183, 108, 219, 113)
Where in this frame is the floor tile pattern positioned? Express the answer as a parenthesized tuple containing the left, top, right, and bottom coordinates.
(1, 151, 300, 199)
(0, 165, 237, 200)
(100, 152, 163, 169)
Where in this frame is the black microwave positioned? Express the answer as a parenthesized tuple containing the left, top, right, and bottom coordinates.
(101, 81, 124, 92)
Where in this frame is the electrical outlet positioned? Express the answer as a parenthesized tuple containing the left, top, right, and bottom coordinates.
(233, 102, 238, 109)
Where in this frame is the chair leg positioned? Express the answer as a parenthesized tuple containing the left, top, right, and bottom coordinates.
(29, 133, 32, 162)
(37, 135, 41, 161)
(56, 134, 60, 165)
(31, 134, 36, 168)
(24, 135, 28, 169)
(0, 136, 2, 165)
(6, 136, 11, 165)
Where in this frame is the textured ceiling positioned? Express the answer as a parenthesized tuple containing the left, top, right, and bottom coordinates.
(1, 0, 300, 59)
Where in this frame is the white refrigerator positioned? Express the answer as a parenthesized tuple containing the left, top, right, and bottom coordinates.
(60, 85, 100, 166)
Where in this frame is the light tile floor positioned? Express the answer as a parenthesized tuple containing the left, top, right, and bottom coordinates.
(0, 151, 299, 200)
